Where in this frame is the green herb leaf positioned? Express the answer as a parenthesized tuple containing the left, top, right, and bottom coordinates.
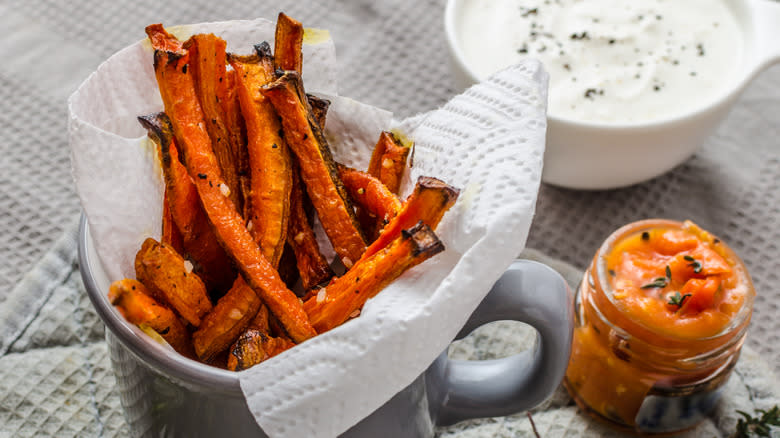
(683, 255, 695, 261)
(733, 405, 780, 437)
(641, 277, 668, 289)
(665, 265, 672, 281)
(688, 260, 703, 273)
(666, 291, 691, 308)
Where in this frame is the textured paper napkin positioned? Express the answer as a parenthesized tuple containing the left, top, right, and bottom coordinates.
(68, 18, 548, 437)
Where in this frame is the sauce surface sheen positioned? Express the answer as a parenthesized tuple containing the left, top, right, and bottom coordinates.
(603, 222, 747, 339)
(457, 0, 743, 124)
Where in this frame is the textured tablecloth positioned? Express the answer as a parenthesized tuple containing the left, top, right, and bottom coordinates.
(0, 0, 778, 436)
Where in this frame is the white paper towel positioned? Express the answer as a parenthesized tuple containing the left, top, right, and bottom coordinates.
(68, 17, 548, 438)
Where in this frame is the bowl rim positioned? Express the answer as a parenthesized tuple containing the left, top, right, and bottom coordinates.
(78, 214, 242, 394)
(443, 0, 765, 131)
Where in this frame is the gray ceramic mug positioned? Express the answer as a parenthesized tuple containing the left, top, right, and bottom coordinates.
(79, 216, 574, 437)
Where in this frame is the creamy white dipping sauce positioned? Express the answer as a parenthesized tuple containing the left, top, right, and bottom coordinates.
(456, 0, 744, 124)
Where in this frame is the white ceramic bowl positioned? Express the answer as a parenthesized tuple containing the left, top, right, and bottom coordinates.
(445, 0, 780, 190)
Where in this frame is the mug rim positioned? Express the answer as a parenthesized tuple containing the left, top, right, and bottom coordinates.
(78, 214, 242, 394)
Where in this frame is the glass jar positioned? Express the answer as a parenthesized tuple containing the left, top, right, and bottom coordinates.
(564, 219, 755, 434)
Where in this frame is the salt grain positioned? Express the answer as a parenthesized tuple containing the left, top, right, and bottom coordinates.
(220, 183, 231, 197)
(183, 260, 193, 274)
(316, 288, 327, 303)
(294, 232, 305, 244)
(349, 309, 361, 318)
(342, 257, 353, 268)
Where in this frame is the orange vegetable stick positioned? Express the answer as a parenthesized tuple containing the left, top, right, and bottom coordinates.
(185, 34, 243, 213)
(145, 24, 184, 54)
(361, 176, 459, 261)
(138, 113, 235, 295)
(161, 177, 184, 253)
(228, 45, 292, 268)
(367, 131, 411, 195)
(193, 277, 262, 362)
(134, 237, 213, 327)
(338, 164, 402, 227)
(248, 303, 271, 333)
(307, 94, 330, 129)
(262, 71, 366, 267)
(304, 221, 444, 333)
(220, 69, 250, 217)
(151, 46, 316, 343)
(359, 132, 411, 241)
(227, 329, 296, 371)
(287, 166, 334, 290)
(273, 12, 304, 73)
(109, 279, 194, 357)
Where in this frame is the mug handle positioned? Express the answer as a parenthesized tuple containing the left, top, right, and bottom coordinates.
(428, 259, 574, 426)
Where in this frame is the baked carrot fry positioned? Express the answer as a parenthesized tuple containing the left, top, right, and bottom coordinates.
(138, 113, 235, 295)
(361, 131, 410, 239)
(304, 221, 444, 333)
(307, 94, 330, 129)
(145, 24, 184, 54)
(273, 12, 304, 73)
(262, 72, 366, 266)
(248, 303, 271, 333)
(220, 69, 250, 218)
(228, 44, 292, 268)
(185, 34, 243, 213)
(361, 176, 459, 262)
(152, 126, 184, 253)
(338, 164, 402, 226)
(227, 329, 296, 371)
(152, 47, 316, 343)
(109, 279, 194, 357)
(367, 131, 411, 195)
(287, 166, 334, 290)
(192, 277, 261, 362)
(135, 237, 213, 327)
(161, 178, 184, 253)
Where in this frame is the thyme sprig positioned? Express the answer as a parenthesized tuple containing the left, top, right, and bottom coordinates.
(667, 291, 691, 308)
(641, 265, 672, 289)
(684, 255, 703, 273)
(734, 405, 780, 437)
(641, 277, 668, 289)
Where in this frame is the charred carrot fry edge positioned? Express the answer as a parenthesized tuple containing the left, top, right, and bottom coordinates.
(152, 47, 316, 343)
(262, 71, 366, 267)
(307, 94, 330, 129)
(227, 329, 296, 371)
(304, 221, 444, 333)
(361, 176, 459, 262)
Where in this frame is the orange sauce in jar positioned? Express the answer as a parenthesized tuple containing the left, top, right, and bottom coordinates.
(564, 219, 755, 434)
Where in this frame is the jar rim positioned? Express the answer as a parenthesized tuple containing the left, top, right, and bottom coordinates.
(593, 218, 755, 344)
